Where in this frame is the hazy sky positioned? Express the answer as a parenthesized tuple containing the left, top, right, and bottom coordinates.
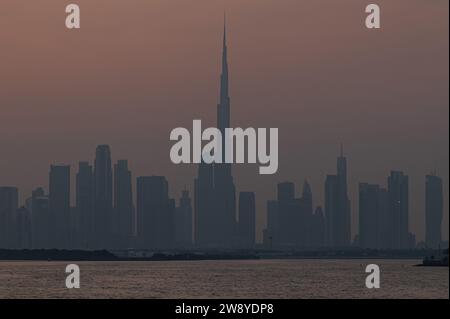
(0, 0, 448, 242)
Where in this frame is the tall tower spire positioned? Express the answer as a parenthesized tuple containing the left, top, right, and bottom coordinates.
(220, 14, 229, 106)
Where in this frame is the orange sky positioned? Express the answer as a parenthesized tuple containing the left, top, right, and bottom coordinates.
(0, 0, 448, 241)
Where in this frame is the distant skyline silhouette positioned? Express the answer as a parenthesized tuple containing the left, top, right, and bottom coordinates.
(0, 0, 448, 243)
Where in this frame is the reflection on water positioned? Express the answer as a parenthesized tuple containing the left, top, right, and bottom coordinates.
(0, 259, 448, 299)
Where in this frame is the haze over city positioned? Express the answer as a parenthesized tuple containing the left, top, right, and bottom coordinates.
(0, 0, 448, 242)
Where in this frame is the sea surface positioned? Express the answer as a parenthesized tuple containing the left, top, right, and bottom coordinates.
(0, 259, 448, 299)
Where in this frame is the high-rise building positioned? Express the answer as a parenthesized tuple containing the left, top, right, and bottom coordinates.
(69, 206, 80, 249)
(16, 206, 32, 249)
(425, 174, 443, 249)
(263, 200, 279, 248)
(114, 160, 133, 248)
(238, 192, 256, 248)
(325, 146, 351, 248)
(359, 183, 379, 248)
(94, 145, 113, 248)
(195, 162, 215, 247)
(76, 162, 94, 249)
(358, 183, 390, 249)
(137, 176, 174, 249)
(49, 165, 70, 249)
(0, 187, 19, 248)
(301, 180, 313, 216)
(264, 181, 314, 249)
(388, 171, 409, 249)
(195, 21, 236, 248)
(325, 174, 338, 247)
(376, 188, 391, 249)
(174, 189, 193, 248)
(336, 146, 351, 247)
(300, 180, 313, 247)
(29, 187, 50, 249)
(310, 206, 326, 248)
(277, 182, 301, 247)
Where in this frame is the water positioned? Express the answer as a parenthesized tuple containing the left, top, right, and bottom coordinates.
(0, 259, 448, 299)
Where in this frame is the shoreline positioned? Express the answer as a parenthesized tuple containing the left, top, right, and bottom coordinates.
(0, 248, 443, 262)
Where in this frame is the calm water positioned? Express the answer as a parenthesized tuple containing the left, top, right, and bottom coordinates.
(0, 259, 448, 299)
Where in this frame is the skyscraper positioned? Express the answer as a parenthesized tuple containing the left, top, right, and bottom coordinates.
(325, 174, 338, 247)
(263, 181, 314, 249)
(358, 183, 390, 249)
(388, 171, 409, 249)
(0, 187, 19, 248)
(137, 176, 174, 249)
(238, 191, 256, 248)
(263, 200, 279, 248)
(310, 206, 326, 248)
(29, 187, 50, 249)
(300, 180, 313, 247)
(336, 146, 351, 247)
(425, 174, 443, 249)
(195, 20, 236, 248)
(49, 165, 70, 249)
(174, 189, 193, 248)
(301, 180, 313, 216)
(325, 146, 351, 248)
(277, 182, 299, 247)
(277, 182, 310, 248)
(15, 206, 32, 249)
(194, 162, 215, 247)
(376, 188, 391, 249)
(94, 145, 113, 248)
(114, 160, 133, 248)
(76, 162, 94, 249)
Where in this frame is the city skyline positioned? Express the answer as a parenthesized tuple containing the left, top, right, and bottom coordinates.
(0, 142, 446, 249)
(0, 0, 448, 243)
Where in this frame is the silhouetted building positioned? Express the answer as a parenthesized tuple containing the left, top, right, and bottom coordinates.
(301, 181, 313, 216)
(49, 165, 70, 249)
(325, 146, 351, 248)
(325, 174, 338, 247)
(425, 174, 443, 249)
(263, 181, 314, 249)
(388, 171, 409, 249)
(76, 162, 94, 249)
(94, 145, 113, 248)
(137, 176, 174, 249)
(300, 180, 313, 247)
(263, 200, 279, 248)
(195, 162, 215, 247)
(277, 182, 301, 247)
(336, 146, 351, 246)
(238, 192, 256, 248)
(310, 206, 326, 247)
(358, 183, 390, 249)
(195, 22, 236, 248)
(28, 187, 50, 249)
(0, 187, 19, 248)
(377, 188, 391, 249)
(114, 160, 133, 248)
(174, 189, 193, 248)
(69, 206, 80, 248)
(16, 206, 32, 249)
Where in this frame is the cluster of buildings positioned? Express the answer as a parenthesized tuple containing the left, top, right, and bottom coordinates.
(263, 159, 444, 250)
(0, 26, 446, 252)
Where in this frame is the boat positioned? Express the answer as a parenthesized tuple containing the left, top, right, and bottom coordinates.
(420, 249, 449, 267)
